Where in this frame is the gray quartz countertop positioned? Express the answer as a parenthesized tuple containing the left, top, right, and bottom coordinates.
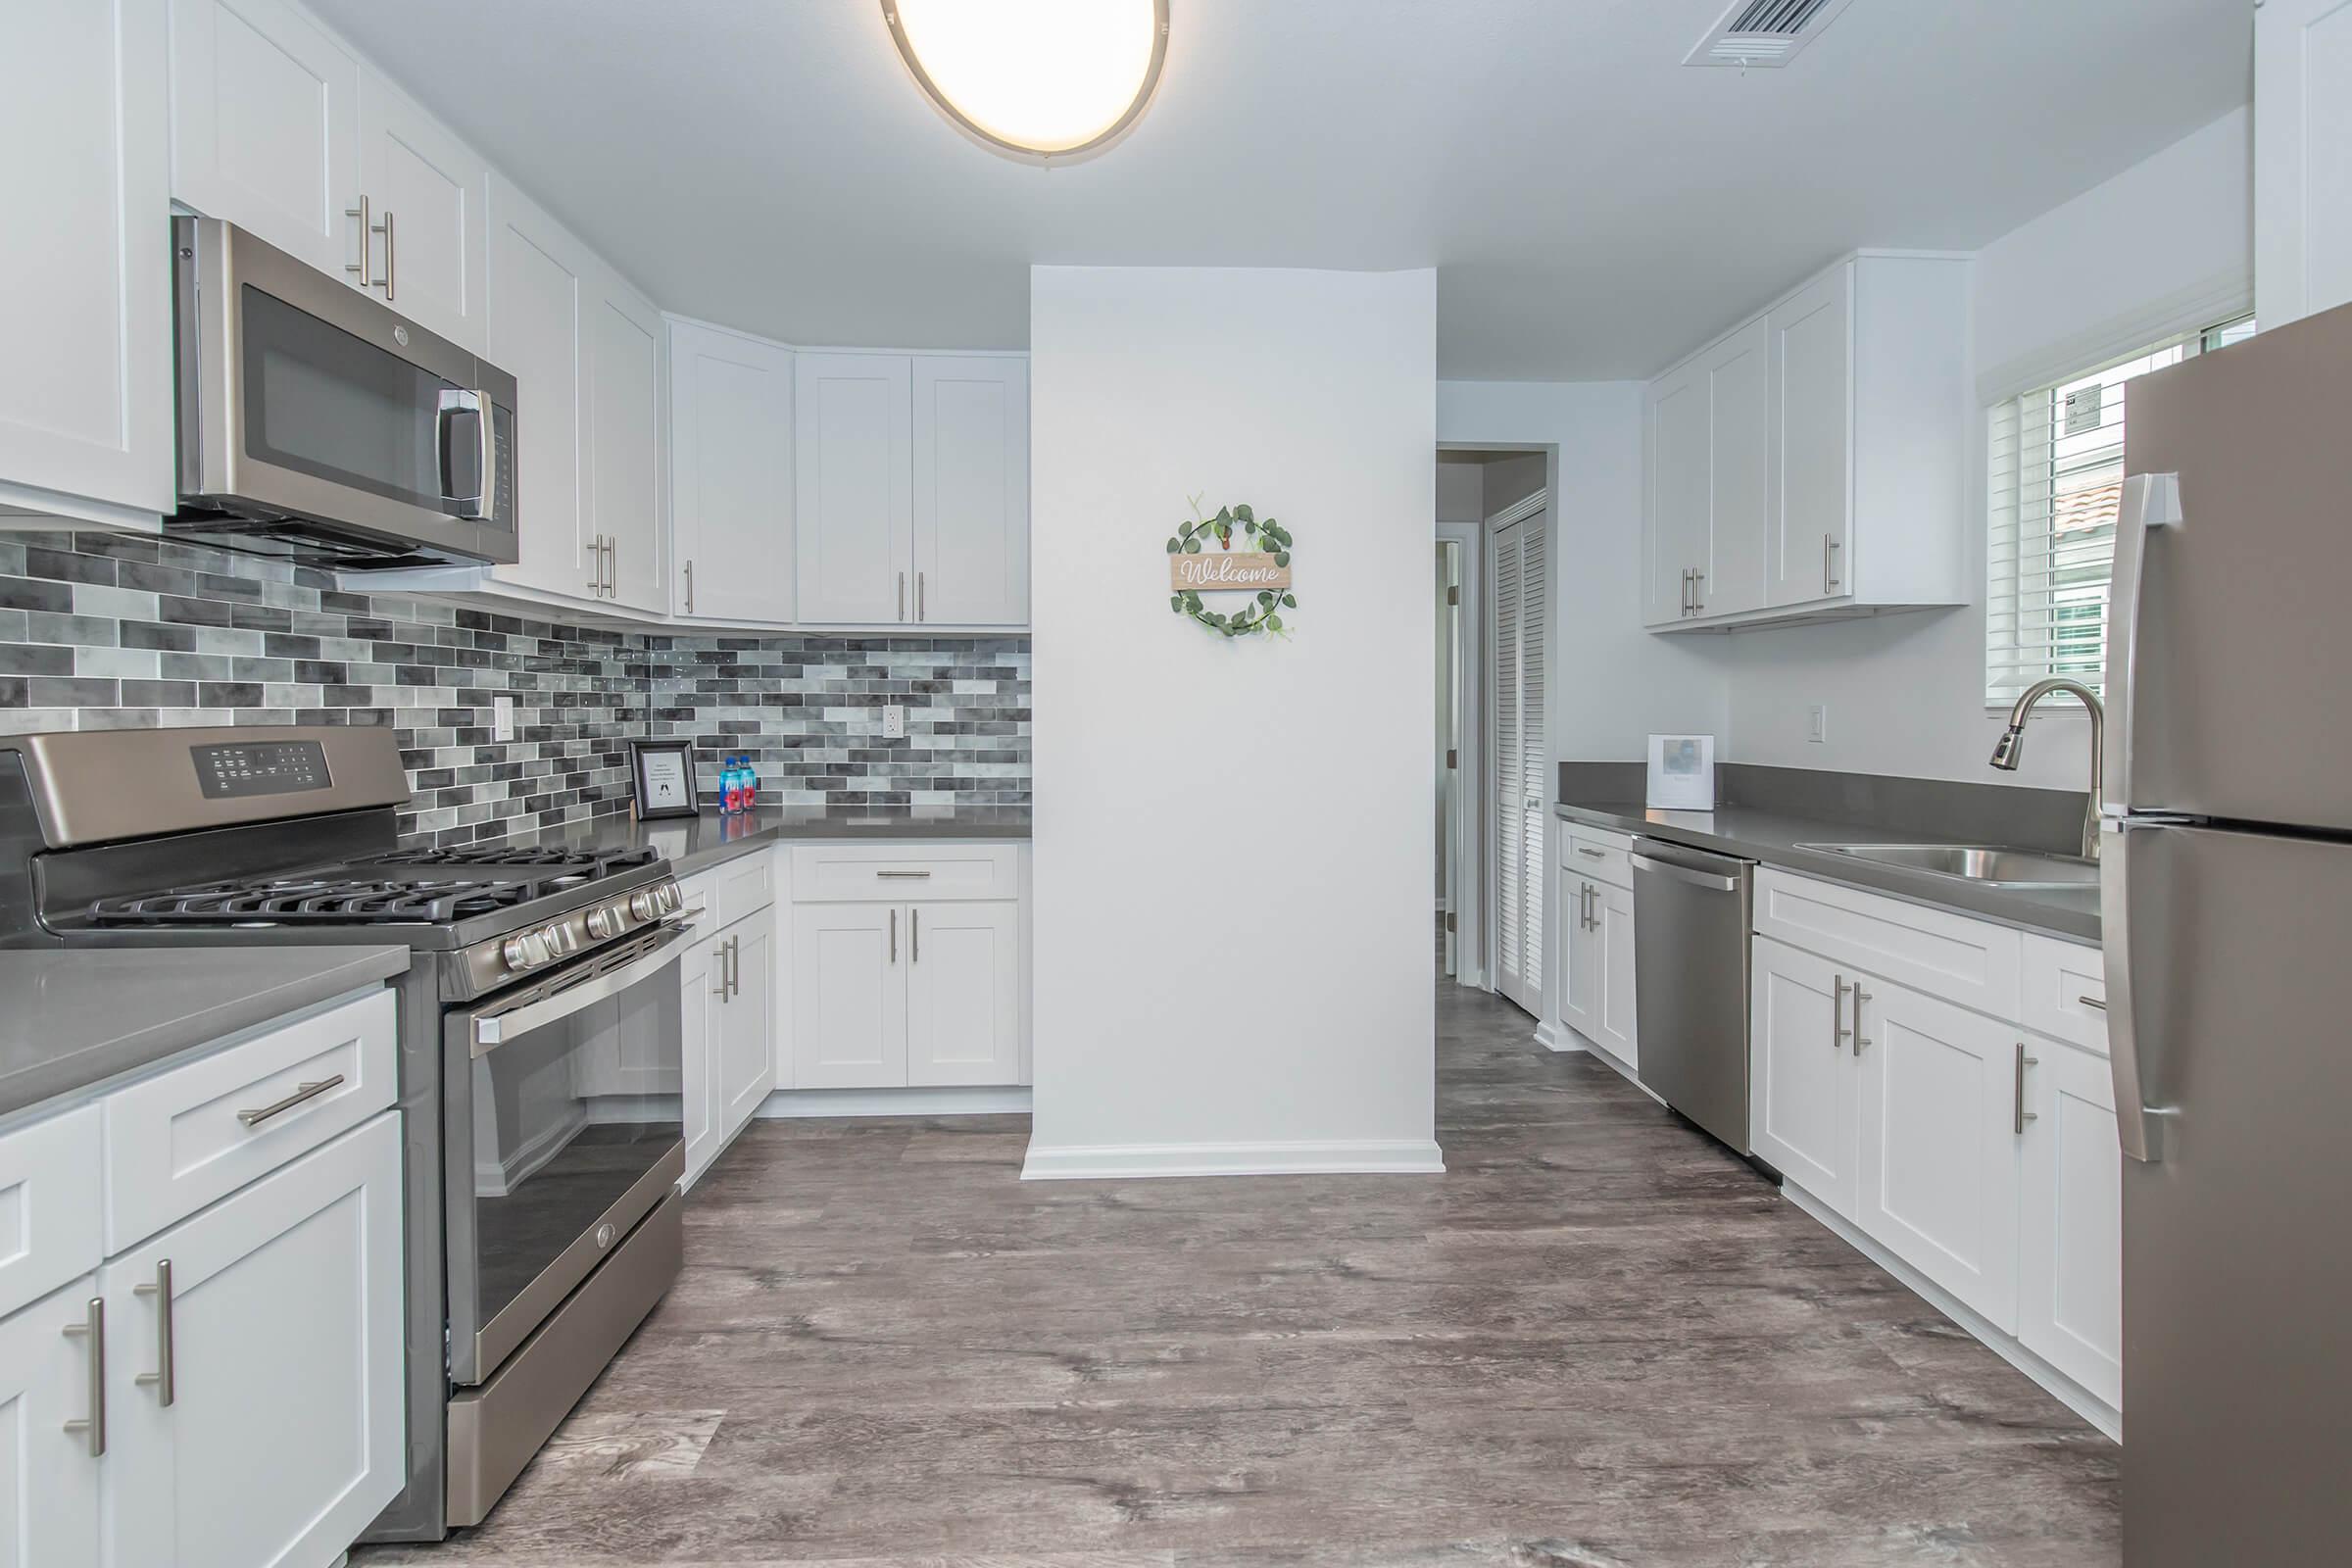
(470, 805, 1032, 878)
(1556, 800, 2101, 945)
(0, 946, 412, 1121)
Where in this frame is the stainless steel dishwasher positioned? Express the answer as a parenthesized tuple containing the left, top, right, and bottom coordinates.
(1630, 838, 1755, 1155)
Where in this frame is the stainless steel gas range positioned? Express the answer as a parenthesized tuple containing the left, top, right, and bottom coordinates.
(0, 725, 691, 1541)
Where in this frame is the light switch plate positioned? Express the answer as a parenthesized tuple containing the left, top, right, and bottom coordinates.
(493, 695, 515, 743)
(882, 705, 906, 739)
(1807, 705, 1827, 744)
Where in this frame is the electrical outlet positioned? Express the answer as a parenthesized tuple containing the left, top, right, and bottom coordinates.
(493, 695, 515, 743)
(882, 704, 906, 739)
(1807, 705, 1827, 744)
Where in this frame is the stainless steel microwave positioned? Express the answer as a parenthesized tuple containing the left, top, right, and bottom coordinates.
(170, 215, 519, 568)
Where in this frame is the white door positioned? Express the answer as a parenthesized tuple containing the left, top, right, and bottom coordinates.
(356, 69, 487, 353)
(718, 908, 777, 1135)
(1749, 936, 1856, 1214)
(168, 0, 360, 283)
(0, 1276, 103, 1568)
(1852, 976, 2022, 1330)
(586, 270, 665, 612)
(679, 931, 721, 1183)
(911, 357, 1029, 625)
(1594, 880, 1639, 1068)
(0, 0, 172, 521)
(668, 320, 794, 622)
(2018, 1035, 2124, 1410)
(1557, 876, 1598, 1043)
(1490, 513, 1545, 1015)
(791, 904, 906, 1089)
(2257, 0, 2352, 326)
(108, 1114, 404, 1568)
(1643, 362, 1708, 625)
(486, 175, 593, 599)
(1766, 263, 1854, 607)
(906, 902, 1020, 1087)
(795, 353, 913, 624)
(1699, 318, 1768, 617)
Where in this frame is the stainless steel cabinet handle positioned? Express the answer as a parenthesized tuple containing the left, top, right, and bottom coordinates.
(910, 907, 920, 962)
(236, 1073, 345, 1128)
(605, 537, 618, 597)
(1680, 568, 1691, 616)
(918, 571, 926, 621)
(588, 534, 604, 596)
(1833, 975, 1850, 1051)
(2013, 1042, 2040, 1135)
(889, 907, 898, 962)
(729, 934, 742, 999)
(1851, 986, 1872, 1054)
(1825, 533, 1841, 591)
(1587, 884, 1598, 931)
(875, 869, 933, 879)
(711, 946, 729, 1001)
(344, 195, 372, 289)
(374, 207, 396, 301)
(133, 1259, 174, 1406)
(1690, 569, 1704, 614)
(61, 1297, 104, 1456)
(2079, 994, 2107, 1011)
(1577, 847, 1605, 859)
(898, 571, 906, 620)
(684, 560, 695, 613)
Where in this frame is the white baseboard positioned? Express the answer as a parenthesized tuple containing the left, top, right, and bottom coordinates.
(1781, 1183, 2122, 1443)
(755, 1085, 1032, 1119)
(1020, 1138, 1446, 1181)
(1533, 1018, 1582, 1054)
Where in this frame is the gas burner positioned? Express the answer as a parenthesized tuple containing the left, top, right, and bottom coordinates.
(87, 875, 549, 926)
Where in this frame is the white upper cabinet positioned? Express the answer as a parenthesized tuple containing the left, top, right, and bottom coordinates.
(796, 353, 915, 625)
(356, 69, 488, 353)
(0, 0, 172, 527)
(485, 173, 595, 601)
(2257, 0, 2352, 328)
(667, 319, 795, 622)
(912, 357, 1030, 626)
(1645, 252, 1969, 632)
(584, 267, 665, 612)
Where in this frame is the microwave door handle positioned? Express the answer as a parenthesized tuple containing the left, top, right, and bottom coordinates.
(2102, 471, 2182, 815)
(470, 922, 692, 1054)
(437, 388, 494, 520)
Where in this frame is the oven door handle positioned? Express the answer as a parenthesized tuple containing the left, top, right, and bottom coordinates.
(470, 921, 693, 1055)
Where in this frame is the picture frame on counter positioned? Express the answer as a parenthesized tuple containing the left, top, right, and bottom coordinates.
(1645, 733, 1717, 811)
(628, 739, 701, 819)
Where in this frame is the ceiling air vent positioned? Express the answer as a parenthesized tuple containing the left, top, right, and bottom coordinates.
(1684, 0, 1859, 68)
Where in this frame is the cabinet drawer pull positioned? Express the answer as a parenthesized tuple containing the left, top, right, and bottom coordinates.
(1832, 974, 1851, 1051)
(890, 907, 898, 963)
(911, 907, 920, 962)
(2078, 994, 2107, 1011)
(2014, 1042, 2040, 1135)
(61, 1297, 104, 1456)
(344, 195, 372, 288)
(1851, 986, 1872, 1054)
(236, 1074, 345, 1129)
(728, 934, 742, 1000)
(875, 869, 933, 879)
(684, 560, 695, 613)
(1825, 533, 1841, 591)
(375, 206, 396, 301)
(1576, 847, 1605, 859)
(918, 570, 926, 621)
(134, 1258, 174, 1406)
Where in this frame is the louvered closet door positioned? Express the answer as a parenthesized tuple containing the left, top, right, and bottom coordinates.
(1492, 514, 1546, 1015)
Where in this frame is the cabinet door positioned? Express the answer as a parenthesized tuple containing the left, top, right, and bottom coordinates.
(1852, 977, 2022, 1330)
(0, 1276, 103, 1568)
(791, 904, 906, 1089)
(912, 357, 1029, 625)
(1697, 318, 1768, 617)
(1642, 362, 1708, 626)
(906, 902, 1019, 1087)
(168, 0, 360, 283)
(108, 1114, 404, 1568)
(1594, 881, 1639, 1069)
(2257, 0, 2352, 327)
(0, 0, 172, 521)
(1749, 936, 1856, 1214)
(679, 932, 722, 1184)
(719, 908, 777, 1135)
(1766, 263, 1853, 607)
(356, 70, 487, 354)
(795, 353, 913, 624)
(1557, 876, 1599, 1044)
(486, 175, 594, 599)
(2018, 1035, 2123, 1410)
(669, 321, 794, 622)
(587, 269, 666, 612)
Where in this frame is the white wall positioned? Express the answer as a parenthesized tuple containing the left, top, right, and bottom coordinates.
(1024, 266, 1442, 1179)
(1713, 107, 2253, 791)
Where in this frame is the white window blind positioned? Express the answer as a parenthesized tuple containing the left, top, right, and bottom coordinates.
(1985, 314, 2254, 706)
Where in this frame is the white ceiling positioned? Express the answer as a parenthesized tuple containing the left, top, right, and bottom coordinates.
(310, 0, 2250, 380)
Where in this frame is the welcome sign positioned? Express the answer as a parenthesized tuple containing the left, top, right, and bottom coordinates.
(1170, 551, 1293, 593)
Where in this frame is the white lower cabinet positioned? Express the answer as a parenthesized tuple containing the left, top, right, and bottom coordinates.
(0, 1274, 103, 1568)
(1556, 843, 1638, 1068)
(905, 902, 1021, 1087)
(679, 933, 720, 1179)
(2018, 1034, 2124, 1410)
(1749, 936, 1858, 1213)
(1558, 875, 1601, 1045)
(790, 903, 910, 1090)
(682, 898, 777, 1186)
(793, 899, 1021, 1091)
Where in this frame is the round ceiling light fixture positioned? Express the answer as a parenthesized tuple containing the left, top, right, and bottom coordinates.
(881, 0, 1169, 162)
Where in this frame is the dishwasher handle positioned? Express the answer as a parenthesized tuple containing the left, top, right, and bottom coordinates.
(1630, 851, 1741, 893)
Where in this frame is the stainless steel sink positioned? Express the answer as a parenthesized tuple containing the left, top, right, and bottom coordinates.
(1792, 842, 2100, 889)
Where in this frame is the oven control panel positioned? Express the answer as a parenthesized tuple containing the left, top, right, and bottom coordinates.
(191, 740, 332, 800)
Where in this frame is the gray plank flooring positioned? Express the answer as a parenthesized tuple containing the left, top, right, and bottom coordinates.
(360, 974, 2120, 1567)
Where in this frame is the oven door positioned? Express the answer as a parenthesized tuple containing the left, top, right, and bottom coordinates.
(444, 920, 690, 1386)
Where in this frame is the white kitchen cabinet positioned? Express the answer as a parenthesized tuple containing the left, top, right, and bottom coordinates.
(1851, 976, 2022, 1330)
(0, 1275, 104, 1568)
(668, 319, 795, 622)
(795, 353, 914, 624)
(791, 902, 908, 1089)
(1642, 317, 1765, 623)
(0, 0, 172, 529)
(2257, 0, 2352, 328)
(1558, 874, 1601, 1045)
(906, 901, 1020, 1087)
(1593, 880, 1639, 1067)
(1749, 935, 1858, 1214)
(107, 1113, 404, 1568)
(2018, 1033, 2123, 1410)
(485, 172, 594, 601)
(679, 932, 720, 1181)
(912, 357, 1030, 625)
(356, 68, 488, 354)
(585, 268, 666, 612)
(718, 906, 777, 1128)
(1764, 264, 1852, 607)
(1641, 360, 1708, 625)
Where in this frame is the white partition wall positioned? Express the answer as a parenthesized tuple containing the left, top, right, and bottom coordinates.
(1024, 266, 1442, 1179)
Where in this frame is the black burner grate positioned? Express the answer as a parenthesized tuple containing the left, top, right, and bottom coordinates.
(87, 876, 548, 925)
(358, 846, 662, 877)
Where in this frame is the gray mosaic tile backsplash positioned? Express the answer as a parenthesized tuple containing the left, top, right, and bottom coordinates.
(0, 530, 1031, 847)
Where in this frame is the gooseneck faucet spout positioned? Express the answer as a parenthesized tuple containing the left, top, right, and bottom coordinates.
(1987, 677, 2104, 859)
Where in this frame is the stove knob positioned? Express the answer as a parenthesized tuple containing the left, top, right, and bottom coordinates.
(502, 930, 548, 971)
(585, 906, 615, 941)
(656, 882, 680, 914)
(539, 923, 567, 956)
(629, 889, 658, 922)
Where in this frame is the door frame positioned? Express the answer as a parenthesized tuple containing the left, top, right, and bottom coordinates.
(1436, 518, 1485, 988)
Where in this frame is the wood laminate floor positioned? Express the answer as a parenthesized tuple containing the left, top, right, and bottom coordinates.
(361, 976, 2120, 1567)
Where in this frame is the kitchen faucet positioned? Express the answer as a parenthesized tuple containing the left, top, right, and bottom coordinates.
(1988, 677, 2104, 859)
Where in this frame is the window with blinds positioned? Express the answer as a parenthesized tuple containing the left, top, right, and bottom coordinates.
(1984, 314, 2254, 706)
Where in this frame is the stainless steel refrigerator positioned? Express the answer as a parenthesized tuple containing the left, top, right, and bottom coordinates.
(2108, 299, 2352, 1565)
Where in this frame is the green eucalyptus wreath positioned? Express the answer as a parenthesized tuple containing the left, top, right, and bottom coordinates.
(1164, 494, 1298, 639)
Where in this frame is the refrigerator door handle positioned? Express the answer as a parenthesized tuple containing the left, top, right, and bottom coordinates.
(2101, 817, 2166, 1161)
(2102, 471, 2182, 815)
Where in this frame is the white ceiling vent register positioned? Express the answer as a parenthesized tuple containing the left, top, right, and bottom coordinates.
(1685, 0, 1860, 68)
